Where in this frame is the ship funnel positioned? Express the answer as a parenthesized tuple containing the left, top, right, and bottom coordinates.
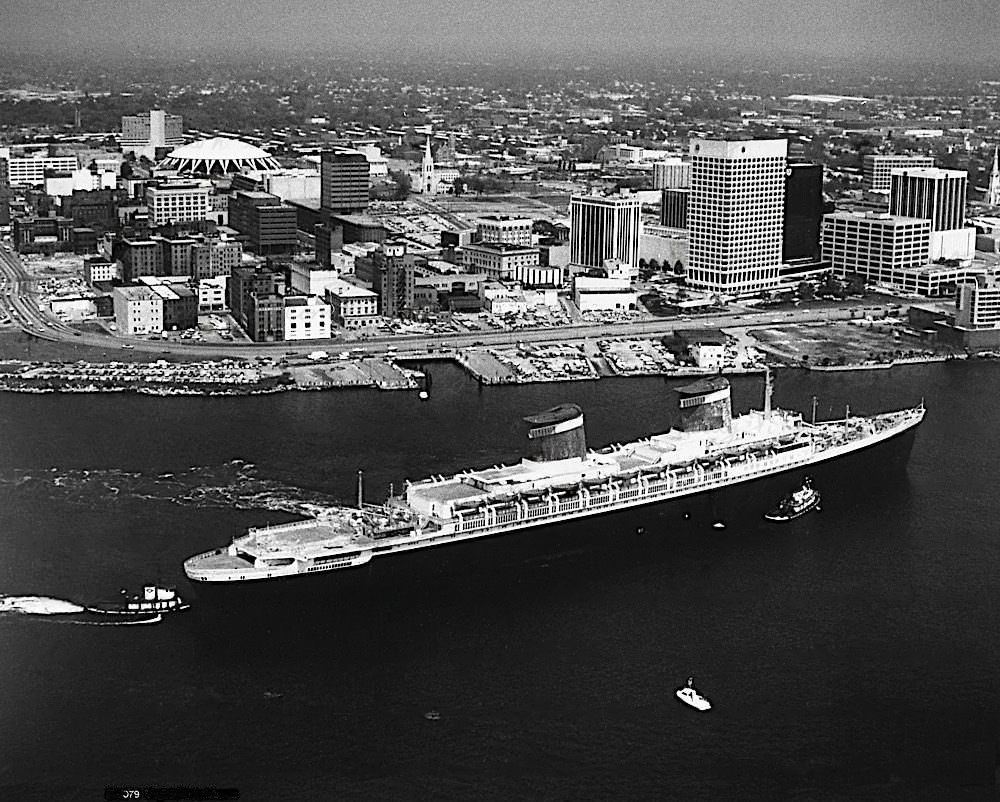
(523, 403, 587, 461)
(675, 377, 732, 432)
(143, 585, 156, 601)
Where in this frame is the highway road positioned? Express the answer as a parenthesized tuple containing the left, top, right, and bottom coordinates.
(0, 246, 80, 343)
(0, 245, 897, 361)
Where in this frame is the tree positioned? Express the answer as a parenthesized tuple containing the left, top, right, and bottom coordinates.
(817, 271, 846, 299)
(388, 170, 411, 200)
(797, 281, 816, 301)
(578, 135, 609, 162)
(844, 273, 867, 296)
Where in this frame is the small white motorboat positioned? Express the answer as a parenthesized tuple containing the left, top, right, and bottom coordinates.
(676, 677, 711, 711)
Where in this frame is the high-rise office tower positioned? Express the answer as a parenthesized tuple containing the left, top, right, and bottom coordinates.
(320, 149, 369, 215)
(783, 162, 825, 262)
(120, 109, 184, 156)
(652, 158, 691, 189)
(660, 189, 689, 229)
(569, 193, 642, 271)
(821, 212, 931, 284)
(687, 138, 787, 295)
(889, 167, 972, 261)
(862, 154, 935, 192)
(889, 167, 967, 232)
(228, 191, 298, 256)
(371, 241, 416, 318)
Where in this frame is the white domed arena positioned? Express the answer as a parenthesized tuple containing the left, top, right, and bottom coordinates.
(158, 137, 280, 174)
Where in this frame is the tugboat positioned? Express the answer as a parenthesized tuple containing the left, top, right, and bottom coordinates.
(86, 585, 190, 616)
(764, 477, 821, 522)
(676, 677, 712, 711)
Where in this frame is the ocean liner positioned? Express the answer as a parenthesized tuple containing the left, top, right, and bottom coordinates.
(183, 374, 924, 587)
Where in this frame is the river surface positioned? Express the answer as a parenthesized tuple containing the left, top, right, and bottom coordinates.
(0, 363, 997, 800)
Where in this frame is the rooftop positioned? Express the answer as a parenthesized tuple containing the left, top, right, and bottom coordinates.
(889, 167, 967, 179)
(159, 136, 280, 174)
(464, 241, 538, 253)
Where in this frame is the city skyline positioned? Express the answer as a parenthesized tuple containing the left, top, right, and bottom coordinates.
(1, 0, 999, 65)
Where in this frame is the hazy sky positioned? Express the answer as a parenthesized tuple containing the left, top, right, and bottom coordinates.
(1, 0, 998, 64)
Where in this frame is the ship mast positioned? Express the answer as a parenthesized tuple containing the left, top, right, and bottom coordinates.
(763, 367, 773, 419)
(357, 470, 364, 509)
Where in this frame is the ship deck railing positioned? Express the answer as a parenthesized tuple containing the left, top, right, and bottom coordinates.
(451, 446, 816, 534)
(444, 408, 920, 537)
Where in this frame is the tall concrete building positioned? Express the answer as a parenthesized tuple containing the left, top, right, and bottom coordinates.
(890, 167, 973, 261)
(687, 138, 787, 296)
(783, 162, 825, 262)
(660, 189, 689, 229)
(371, 241, 416, 318)
(652, 158, 691, 189)
(0, 156, 9, 227)
(62, 188, 120, 231)
(228, 191, 298, 256)
(320, 149, 369, 215)
(476, 216, 533, 246)
(229, 265, 286, 341)
(956, 275, 1000, 330)
(113, 285, 163, 335)
(120, 109, 184, 157)
(191, 236, 242, 280)
(889, 167, 967, 232)
(821, 211, 931, 285)
(461, 242, 540, 280)
(569, 193, 642, 272)
(117, 238, 164, 281)
(862, 154, 934, 192)
(144, 181, 212, 226)
(3, 154, 78, 186)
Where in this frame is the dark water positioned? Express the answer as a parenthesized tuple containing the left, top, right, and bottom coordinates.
(0, 363, 997, 800)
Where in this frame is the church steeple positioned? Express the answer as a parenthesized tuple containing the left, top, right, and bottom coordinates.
(421, 134, 435, 194)
(988, 146, 1000, 206)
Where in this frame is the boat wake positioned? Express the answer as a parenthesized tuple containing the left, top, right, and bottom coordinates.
(0, 595, 164, 625)
(0, 459, 341, 517)
(0, 595, 86, 615)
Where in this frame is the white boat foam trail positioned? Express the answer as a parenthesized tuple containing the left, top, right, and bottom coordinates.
(0, 595, 86, 615)
(0, 459, 340, 517)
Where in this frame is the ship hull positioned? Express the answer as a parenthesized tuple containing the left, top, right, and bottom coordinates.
(186, 423, 918, 612)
